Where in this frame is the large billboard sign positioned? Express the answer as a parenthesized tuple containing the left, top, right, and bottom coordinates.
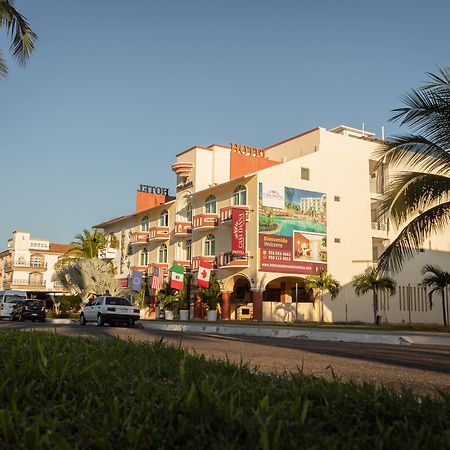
(259, 183, 327, 274)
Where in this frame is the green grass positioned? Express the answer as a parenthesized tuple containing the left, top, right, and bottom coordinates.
(0, 331, 449, 449)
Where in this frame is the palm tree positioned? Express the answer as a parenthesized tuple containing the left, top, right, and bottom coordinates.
(420, 264, 450, 327)
(52, 258, 124, 304)
(377, 67, 450, 273)
(0, 0, 37, 79)
(66, 229, 109, 259)
(352, 267, 396, 325)
(304, 269, 340, 323)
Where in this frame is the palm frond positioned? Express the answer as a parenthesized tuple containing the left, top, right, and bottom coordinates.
(1, 0, 37, 64)
(0, 48, 7, 79)
(375, 135, 450, 176)
(378, 201, 450, 273)
(380, 172, 450, 226)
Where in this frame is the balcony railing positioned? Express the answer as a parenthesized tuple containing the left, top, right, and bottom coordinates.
(173, 260, 191, 270)
(174, 221, 192, 236)
(219, 205, 250, 224)
(371, 221, 389, 231)
(218, 252, 249, 268)
(148, 263, 169, 275)
(191, 256, 217, 271)
(130, 232, 148, 244)
(4, 261, 47, 271)
(148, 226, 170, 241)
(8, 279, 46, 289)
(192, 214, 219, 230)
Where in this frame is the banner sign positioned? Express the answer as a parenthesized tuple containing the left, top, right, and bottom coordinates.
(232, 208, 246, 256)
(258, 183, 327, 274)
(131, 270, 143, 291)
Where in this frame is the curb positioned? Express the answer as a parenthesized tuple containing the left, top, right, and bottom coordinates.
(140, 321, 420, 346)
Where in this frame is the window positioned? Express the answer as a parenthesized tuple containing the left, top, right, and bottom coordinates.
(334, 238, 341, 243)
(187, 203, 193, 222)
(159, 210, 169, 227)
(232, 185, 247, 206)
(140, 248, 148, 266)
(334, 196, 340, 202)
(204, 234, 215, 256)
(159, 244, 168, 263)
(301, 167, 310, 180)
(141, 216, 149, 232)
(204, 195, 217, 214)
(30, 255, 43, 268)
(186, 240, 192, 261)
(29, 272, 43, 285)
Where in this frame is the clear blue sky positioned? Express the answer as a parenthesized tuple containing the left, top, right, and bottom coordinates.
(0, 0, 448, 247)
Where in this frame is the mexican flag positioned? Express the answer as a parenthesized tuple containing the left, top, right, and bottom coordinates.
(170, 264, 184, 290)
(197, 260, 212, 288)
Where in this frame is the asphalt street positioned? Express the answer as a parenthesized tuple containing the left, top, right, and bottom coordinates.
(2, 321, 450, 396)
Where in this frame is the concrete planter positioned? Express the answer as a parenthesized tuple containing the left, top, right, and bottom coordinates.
(179, 309, 190, 321)
(207, 310, 218, 321)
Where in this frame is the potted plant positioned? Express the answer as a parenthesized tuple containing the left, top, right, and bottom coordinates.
(178, 274, 191, 321)
(156, 282, 178, 321)
(198, 273, 222, 321)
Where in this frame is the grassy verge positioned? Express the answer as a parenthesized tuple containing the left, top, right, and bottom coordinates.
(0, 331, 448, 449)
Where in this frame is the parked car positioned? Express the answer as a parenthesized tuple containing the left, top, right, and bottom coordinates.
(0, 290, 28, 319)
(80, 296, 140, 327)
(11, 300, 46, 322)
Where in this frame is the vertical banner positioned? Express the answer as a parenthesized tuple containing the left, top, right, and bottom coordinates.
(131, 270, 143, 291)
(232, 208, 247, 256)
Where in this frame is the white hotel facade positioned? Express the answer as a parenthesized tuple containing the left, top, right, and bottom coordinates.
(94, 125, 450, 324)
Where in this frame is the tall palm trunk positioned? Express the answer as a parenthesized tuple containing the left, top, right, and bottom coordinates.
(373, 290, 379, 325)
(441, 290, 448, 327)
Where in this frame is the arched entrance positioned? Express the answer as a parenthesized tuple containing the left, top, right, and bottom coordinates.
(263, 277, 316, 322)
(222, 275, 251, 320)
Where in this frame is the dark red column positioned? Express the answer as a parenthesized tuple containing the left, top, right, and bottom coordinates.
(251, 289, 264, 321)
(221, 291, 232, 320)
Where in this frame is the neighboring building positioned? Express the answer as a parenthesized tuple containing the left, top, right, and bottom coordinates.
(93, 125, 450, 324)
(0, 231, 71, 299)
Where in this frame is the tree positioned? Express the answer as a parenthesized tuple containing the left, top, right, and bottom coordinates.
(304, 269, 340, 323)
(420, 264, 450, 327)
(377, 67, 450, 273)
(352, 267, 396, 325)
(0, 0, 37, 79)
(52, 258, 124, 304)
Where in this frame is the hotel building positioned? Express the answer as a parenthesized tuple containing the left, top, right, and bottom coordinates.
(94, 125, 450, 324)
(0, 231, 71, 298)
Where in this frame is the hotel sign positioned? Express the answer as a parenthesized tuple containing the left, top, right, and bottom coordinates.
(138, 185, 169, 195)
(231, 142, 265, 158)
(232, 208, 246, 256)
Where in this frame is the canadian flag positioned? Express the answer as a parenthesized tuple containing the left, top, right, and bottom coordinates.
(197, 260, 212, 288)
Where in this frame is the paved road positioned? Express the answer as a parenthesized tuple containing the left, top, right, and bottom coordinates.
(2, 321, 450, 396)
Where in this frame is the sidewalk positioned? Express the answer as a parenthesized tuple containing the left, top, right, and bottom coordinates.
(140, 320, 450, 347)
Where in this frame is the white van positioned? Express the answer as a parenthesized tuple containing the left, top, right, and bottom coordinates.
(0, 290, 28, 319)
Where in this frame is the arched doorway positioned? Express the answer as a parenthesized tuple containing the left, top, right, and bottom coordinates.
(222, 275, 251, 320)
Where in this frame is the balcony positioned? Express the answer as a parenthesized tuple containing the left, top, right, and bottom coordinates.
(131, 232, 148, 244)
(192, 214, 219, 230)
(173, 260, 191, 271)
(148, 263, 169, 274)
(148, 226, 170, 241)
(191, 256, 217, 271)
(218, 252, 250, 269)
(174, 221, 192, 236)
(219, 205, 250, 224)
(8, 279, 47, 290)
(4, 261, 47, 271)
(371, 221, 389, 239)
(130, 265, 149, 274)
